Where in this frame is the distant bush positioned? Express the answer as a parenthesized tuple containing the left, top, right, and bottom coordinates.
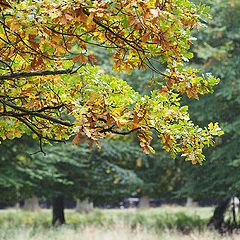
(122, 211, 206, 233)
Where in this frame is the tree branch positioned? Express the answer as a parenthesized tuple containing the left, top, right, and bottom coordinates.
(0, 1, 11, 8)
(16, 116, 65, 144)
(81, 7, 146, 53)
(0, 68, 80, 81)
(100, 127, 141, 135)
(1, 100, 73, 127)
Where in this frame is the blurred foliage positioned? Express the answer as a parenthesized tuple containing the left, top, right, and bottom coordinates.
(177, 0, 240, 199)
(0, 135, 184, 204)
(0, 138, 143, 204)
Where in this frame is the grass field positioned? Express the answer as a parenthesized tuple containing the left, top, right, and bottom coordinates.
(0, 206, 239, 240)
(2, 225, 240, 240)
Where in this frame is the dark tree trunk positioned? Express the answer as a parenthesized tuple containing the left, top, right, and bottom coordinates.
(208, 198, 230, 233)
(52, 195, 65, 226)
(232, 202, 237, 227)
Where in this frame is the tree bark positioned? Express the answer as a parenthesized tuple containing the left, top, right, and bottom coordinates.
(186, 197, 193, 207)
(138, 196, 150, 209)
(75, 198, 93, 214)
(23, 197, 39, 211)
(52, 195, 65, 226)
(185, 197, 198, 207)
(15, 202, 20, 209)
(208, 198, 230, 232)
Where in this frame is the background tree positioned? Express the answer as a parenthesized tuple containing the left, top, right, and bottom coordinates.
(175, 0, 240, 231)
(93, 43, 187, 207)
(0, 138, 143, 225)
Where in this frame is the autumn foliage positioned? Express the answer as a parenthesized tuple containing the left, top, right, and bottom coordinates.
(0, 0, 223, 163)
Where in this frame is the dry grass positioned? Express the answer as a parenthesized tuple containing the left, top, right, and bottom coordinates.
(1, 225, 240, 240)
(1, 206, 240, 240)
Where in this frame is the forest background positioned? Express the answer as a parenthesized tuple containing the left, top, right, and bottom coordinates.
(0, 0, 239, 237)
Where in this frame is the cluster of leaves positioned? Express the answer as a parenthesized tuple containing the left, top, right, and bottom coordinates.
(0, 0, 223, 163)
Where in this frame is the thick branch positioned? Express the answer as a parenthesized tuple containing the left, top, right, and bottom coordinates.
(100, 127, 140, 135)
(16, 116, 65, 144)
(35, 104, 65, 113)
(0, 111, 26, 117)
(0, 68, 79, 81)
(1, 100, 73, 127)
(0, 1, 11, 8)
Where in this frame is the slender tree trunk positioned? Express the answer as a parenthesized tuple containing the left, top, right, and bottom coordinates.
(185, 197, 198, 207)
(52, 195, 65, 226)
(186, 197, 193, 207)
(15, 192, 20, 210)
(75, 198, 93, 213)
(138, 196, 150, 209)
(23, 197, 39, 211)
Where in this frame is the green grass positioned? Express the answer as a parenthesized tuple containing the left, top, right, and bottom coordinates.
(0, 206, 213, 230)
(0, 206, 240, 240)
(1, 206, 231, 240)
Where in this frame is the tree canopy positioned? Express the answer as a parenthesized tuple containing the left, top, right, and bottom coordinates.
(0, 0, 223, 163)
(0, 137, 143, 205)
